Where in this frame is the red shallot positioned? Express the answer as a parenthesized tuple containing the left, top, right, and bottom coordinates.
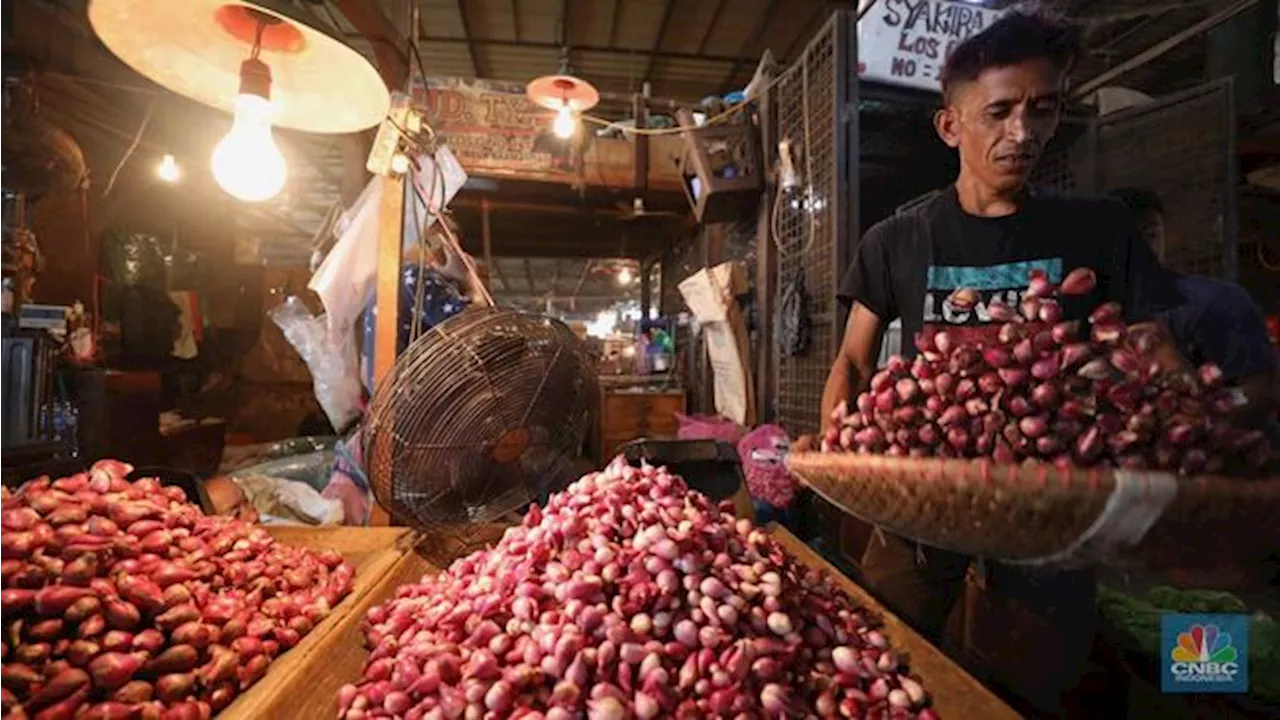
(1, 459, 356, 718)
(340, 458, 939, 719)
(822, 267, 1274, 476)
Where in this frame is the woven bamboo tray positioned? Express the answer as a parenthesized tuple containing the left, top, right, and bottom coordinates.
(787, 452, 1280, 567)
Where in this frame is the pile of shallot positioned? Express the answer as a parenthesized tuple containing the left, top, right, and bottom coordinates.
(339, 457, 939, 720)
(1, 460, 355, 720)
(822, 267, 1273, 475)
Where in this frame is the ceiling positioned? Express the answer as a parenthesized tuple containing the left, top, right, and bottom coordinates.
(485, 256, 644, 315)
(319, 0, 844, 106)
(6, 0, 1274, 272)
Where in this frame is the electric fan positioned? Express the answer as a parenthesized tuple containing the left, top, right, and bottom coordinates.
(363, 307, 597, 534)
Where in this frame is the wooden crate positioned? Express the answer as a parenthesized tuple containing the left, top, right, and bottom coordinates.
(219, 526, 418, 719)
(226, 543, 435, 717)
(226, 525, 1015, 719)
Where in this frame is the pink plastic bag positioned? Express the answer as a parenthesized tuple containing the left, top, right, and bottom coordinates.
(321, 473, 370, 526)
(676, 413, 747, 444)
(738, 425, 797, 509)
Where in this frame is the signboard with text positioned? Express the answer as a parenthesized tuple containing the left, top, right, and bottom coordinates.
(410, 77, 566, 177)
(858, 0, 1008, 93)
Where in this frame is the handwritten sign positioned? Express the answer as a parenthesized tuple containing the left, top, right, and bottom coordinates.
(409, 77, 570, 177)
(858, 0, 1007, 93)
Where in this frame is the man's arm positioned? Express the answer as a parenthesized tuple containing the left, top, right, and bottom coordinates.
(820, 302, 886, 428)
(1191, 282, 1280, 423)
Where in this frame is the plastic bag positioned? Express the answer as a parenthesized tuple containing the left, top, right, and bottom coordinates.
(270, 297, 362, 433)
(675, 413, 747, 444)
(230, 474, 344, 526)
(324, 424, 372, 525)
(228, 450, 337, 491)
(737, 424, 797, 509)
(308, 176, 383, 338)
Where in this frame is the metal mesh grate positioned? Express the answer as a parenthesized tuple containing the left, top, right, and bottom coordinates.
(1095, 80, 1237, 279)
(1031, 117, 1095, 195)
(772, 18, 840, 437)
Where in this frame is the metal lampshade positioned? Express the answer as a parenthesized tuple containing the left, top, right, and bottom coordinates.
(526, 74, 599, 113)
(87, 0, 390, 134)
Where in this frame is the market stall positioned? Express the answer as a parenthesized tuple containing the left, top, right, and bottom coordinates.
(6, 0, 1278, 717)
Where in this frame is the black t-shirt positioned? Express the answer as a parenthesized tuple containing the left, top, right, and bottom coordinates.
(837, 186, 1181, 357)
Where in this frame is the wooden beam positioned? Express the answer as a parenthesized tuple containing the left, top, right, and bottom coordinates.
(451, 196, 635, 217)
(457, 0, 482, 78)
(550, 260, 563, 295)
(642, 0, 678, 86)
(607, 0, 623, 48)
(633, 94, 649, 195)
(1073, 0, 1260, 98)
(720, 0, 781, 93)
(696, 0, 727, 55)
(782, 3, 829, 61)
(391, 35, 741, 64)
(332, 0, 409, 88)
(482, 198, 510, 290)
(374, 176, 406, 385)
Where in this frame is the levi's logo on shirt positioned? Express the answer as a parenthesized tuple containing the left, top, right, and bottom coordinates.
(922, 258, 1063, 345)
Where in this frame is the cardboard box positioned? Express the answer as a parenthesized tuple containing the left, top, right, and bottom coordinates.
(678, 262, 755, 425)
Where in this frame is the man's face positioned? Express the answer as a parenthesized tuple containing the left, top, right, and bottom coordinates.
(936, 58, 1066, 193)
(1142, 212, 1166, 258)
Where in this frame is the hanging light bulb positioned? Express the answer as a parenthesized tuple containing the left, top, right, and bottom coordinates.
(157, 154, 181, 182)
(617, 266, 634, 286)
(211, 54, 287, 202)
(552, 102, 577, 139)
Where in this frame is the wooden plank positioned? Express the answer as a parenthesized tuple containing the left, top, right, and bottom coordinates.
(224, 545, 434, 719)
(369, 175, 406, 528)
(770, 528, 1021, 720)
(220, 527, 414, 719)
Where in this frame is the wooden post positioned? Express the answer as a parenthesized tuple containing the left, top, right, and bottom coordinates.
(639, 258, 652, 319)
(481, 197, 493, 276)
(368, 173, 406, 527)
(373, 175, 407, 385)
(754, 68, 776, 421)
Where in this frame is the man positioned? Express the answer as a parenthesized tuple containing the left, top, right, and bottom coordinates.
(820, 12, 1181, 717)
(1109, 187, 1279, 430)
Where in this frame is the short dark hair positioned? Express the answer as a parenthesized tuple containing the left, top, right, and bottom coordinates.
(940, 10, 1081, 104)
(1108, 187, 1165, 222)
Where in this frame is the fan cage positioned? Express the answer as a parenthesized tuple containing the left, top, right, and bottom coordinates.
(365, 307, 597, 534)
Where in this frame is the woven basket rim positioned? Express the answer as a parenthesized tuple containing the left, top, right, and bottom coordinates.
(787, 451, 1280, 497)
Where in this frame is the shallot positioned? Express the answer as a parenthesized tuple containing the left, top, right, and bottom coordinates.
(1, 459, 356, 717)
(821, 267, 1274, 476)
(339, 458, 939, 719)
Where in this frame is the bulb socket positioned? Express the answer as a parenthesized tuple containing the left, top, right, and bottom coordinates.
(238, 57, 273, 101)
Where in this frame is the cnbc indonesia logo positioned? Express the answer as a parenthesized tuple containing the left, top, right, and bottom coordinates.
(1169, 624, 1240, 685)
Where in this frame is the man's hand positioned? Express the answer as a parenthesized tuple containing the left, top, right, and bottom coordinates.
(1130, 320, 1189, 375)
(820, 303, 885, 428)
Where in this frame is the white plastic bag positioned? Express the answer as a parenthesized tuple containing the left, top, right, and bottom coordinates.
(308, 176, 384, 338)
(270, 297, 362, 432)
(230, 474, 345, 527)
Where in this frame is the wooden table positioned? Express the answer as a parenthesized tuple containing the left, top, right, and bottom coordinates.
(220, 524, 1015, 719)
(220, 526, 419, 719)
